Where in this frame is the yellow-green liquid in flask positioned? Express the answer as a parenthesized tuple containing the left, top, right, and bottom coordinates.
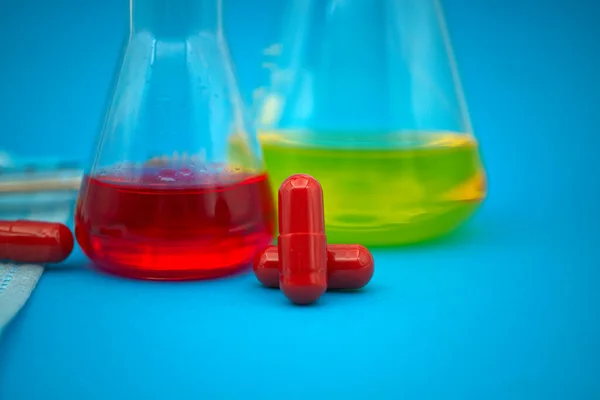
(258, 131, 487, 246)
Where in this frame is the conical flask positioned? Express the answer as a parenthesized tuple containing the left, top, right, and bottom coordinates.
(256, 0, 486, 246)
(75, 0, 276, 280)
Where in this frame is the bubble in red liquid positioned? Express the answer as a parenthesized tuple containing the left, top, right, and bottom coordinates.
(179, 168, 193, 178)
(158, 168, 177, 182)
(75, 170, 276, 280)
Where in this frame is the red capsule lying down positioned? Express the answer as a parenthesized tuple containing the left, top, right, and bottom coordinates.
(0, 220, 74, 264)
(278, 174, 328, 305)
(254, 245, 374, 290)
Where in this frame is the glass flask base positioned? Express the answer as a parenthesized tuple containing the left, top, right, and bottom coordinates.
(259, 131, 486, 247)
(75, 170, 275, 281)
(323, 200, 482, 246)
(82, 235, 270, 281)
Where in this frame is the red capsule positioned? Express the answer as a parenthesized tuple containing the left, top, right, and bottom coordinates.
(254, 244, 374, 290)
(278, 174, 328, 305)
(254, 246, 280, 288)
(0, 220, 74, 264)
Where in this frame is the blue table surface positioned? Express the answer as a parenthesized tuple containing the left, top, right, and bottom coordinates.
(1, 1, 599, 399)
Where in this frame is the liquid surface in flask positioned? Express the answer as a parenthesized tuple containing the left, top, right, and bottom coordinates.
(76, 0, 274, 279)
(256, 0, 487, 246)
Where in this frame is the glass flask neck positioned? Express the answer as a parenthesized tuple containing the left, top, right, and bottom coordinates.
(131, 0, 220, 37)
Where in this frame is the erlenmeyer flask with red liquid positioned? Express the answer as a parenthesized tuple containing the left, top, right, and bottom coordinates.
(75, 0, 276, 280)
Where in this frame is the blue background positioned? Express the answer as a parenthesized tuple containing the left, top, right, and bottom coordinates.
(1, 0, 599, 399)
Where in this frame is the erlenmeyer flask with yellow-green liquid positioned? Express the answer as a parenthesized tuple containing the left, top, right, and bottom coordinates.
(249, 0, 486, 247)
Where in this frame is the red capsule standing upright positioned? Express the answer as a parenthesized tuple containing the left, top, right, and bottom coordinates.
(278, 174, 328, 305)
(0, 220, 74, 264)
(254, 244, 374, 290)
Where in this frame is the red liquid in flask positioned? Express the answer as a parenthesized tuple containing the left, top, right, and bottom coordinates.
(75, 168, 276, 280)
